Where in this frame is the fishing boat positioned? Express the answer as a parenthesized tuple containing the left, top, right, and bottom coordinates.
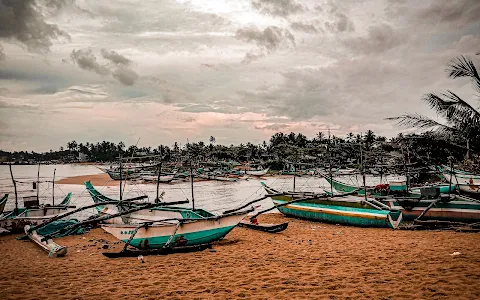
(140, 174, 175, 183)
(197, 174, 238, 182)
(261, 183, 403, 229)
(0, 193, 73, 233)
(85, 171, 251, 255)
(437, 166, 480, 194)
(246, 168, 269, 176)
(382, 196, 480, 223)
(0, 194, 8, 215)
(24, 225, 67, 257)
(101, 209, 249, 251)
(324, 175, 455, 197)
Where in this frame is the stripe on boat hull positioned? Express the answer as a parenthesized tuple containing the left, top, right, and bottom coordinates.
(272, 200, 401, 229)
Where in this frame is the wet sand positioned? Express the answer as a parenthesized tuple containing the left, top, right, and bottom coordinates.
(56, 173, 118, 186)
(1, 214, 479, 299)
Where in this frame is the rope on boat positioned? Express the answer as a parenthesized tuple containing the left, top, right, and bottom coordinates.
(163, 221, 183, 249)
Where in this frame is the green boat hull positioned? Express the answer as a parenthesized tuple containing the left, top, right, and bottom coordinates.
(272, 200, 402, 229)
(125, 225, 236, 248)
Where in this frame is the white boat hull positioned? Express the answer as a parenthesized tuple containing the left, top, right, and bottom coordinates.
(101, 212, 248, 249)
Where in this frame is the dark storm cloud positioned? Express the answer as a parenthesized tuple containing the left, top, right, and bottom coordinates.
(112, 67, 138, 86)
(100, 48, 132, 66)
(70, 48, 110, 75)
(235, 26, 295, 51)
(290, 22, 319, 34)
(344, 24, 406, 54)
(251, 0, 304, 17)
(0, 0, 69, 57)
(70, 48, 138, 85)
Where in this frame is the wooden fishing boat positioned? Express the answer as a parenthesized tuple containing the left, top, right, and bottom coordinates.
(246, 168, 269, 176)
(237, 220, 288, 233)
(24, 225, 67, 257)
(261, 183, 403, 229)
(101, 210, 249, 251)
(437, 165, 480, 194)
(106, 169, 141, 180)
(140, 174, 174, 183)
(382, 195, 480, 223)
(0, 193, 73, 234)
(0, 194, 8, 214)
(197, 174, 238, 182)
(324, 175, 455, 197)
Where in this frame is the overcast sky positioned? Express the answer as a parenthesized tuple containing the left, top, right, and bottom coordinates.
(1, 0, 479, 151)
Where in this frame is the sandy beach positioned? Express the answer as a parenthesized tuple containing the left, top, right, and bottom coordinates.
(1, 214, 479, 299)
(56, 173, 119, 186)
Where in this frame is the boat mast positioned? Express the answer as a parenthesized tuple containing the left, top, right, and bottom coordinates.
(119, 155, 123, 201)
(293, 162, 296, 192)
(187, 141, 195, 210)
(52, 168, 56, 206)
(36, 163, 40, 204)
(360, 136, 367, 202)
(328, 129, 333, 196)
(155, 161, 162, 203)
(9, 164, 18, 215)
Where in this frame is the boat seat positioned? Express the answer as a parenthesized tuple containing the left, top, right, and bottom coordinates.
(420, 187, 440, 199)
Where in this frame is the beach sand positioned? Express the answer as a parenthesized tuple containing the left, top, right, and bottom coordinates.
(1, 214, 479, 299)
(56, 173, 118, 186)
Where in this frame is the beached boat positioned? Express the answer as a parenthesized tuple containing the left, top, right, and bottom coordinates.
(101, 209, 249, 250)
(197, 174, 238, 182)
(140, 174, 175, 183)
(246, 168, 269, 176)
(324, 175, 455, 197)
(0, 194, 8, 214)
(84, 180, 251, 254)
(437, 166, 480, 194)
(24, 225, 67, 257)
(261, 183, 403, 229)
(382, 193, 480, 223)
(0, 193, 73, 233)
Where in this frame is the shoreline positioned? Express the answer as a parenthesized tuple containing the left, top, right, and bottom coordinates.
(55, 173, 304, 186)
(1, 214, 479, 299)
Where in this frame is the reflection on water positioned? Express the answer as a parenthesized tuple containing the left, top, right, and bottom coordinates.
(0, 164, 402, 220)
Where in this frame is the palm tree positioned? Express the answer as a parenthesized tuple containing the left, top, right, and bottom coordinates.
(388, 54, 480, 157)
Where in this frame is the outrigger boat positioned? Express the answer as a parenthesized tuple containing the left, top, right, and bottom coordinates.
(245, 168, 270, 176)
(437, 165, 480, 195)
(197, 174, 238, 182)
(84, 163, 252, 257)
(324, 175, 456, 197)
(0, 193, 73, 234)
(261, 183, 403, 229)
(324, 174, 480, 223)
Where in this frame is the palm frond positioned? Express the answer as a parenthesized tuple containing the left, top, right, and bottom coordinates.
(422, 93, 456, 115)
(386, 113, 455, 136)
(446, 55, 480, 92)
(440, 91, 480, 135)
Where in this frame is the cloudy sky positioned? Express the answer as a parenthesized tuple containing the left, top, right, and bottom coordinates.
(1, 0, 479, 151)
